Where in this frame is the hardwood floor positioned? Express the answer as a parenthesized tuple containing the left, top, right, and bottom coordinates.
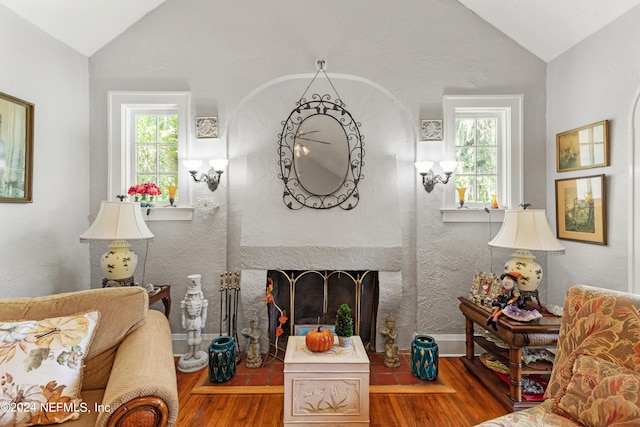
(173, 357, 509, 426)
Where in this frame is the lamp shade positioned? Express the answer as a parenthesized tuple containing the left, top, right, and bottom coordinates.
(488, 209, 564, 254)
(80, 201, 154, 242)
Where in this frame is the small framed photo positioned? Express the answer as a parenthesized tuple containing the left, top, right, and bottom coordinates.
(195, 116, 218, 139)
(555, 174, 607, 245)
(421, 119, 442, 141)
(556, 120, 609, 172)
(469, 272, 500, 307)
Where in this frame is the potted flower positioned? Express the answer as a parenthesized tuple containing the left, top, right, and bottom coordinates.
(335, 303, 354, 347)
(128, 183, 162, 206)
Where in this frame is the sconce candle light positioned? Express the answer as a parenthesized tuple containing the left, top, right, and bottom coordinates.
(184, 159, 228, 192)
(415, 160, 457, 193)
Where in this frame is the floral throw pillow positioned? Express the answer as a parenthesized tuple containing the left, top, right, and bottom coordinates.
(0, 311, 99, 426)
(555, 354, 640, 426)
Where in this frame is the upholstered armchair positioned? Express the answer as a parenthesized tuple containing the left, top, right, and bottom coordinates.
(0, 286, 178, 427)
(476, 285, 640, 426)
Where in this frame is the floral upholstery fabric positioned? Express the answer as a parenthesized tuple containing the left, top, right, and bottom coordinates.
(476, 285, 640, 427)
(557, 355, 640, 426)
(474, 401, 580, 427)
(0, 312, 99, 426)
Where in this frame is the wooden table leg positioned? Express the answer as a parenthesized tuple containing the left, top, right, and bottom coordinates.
(464, 317, 474, 359)
(509, 346, 523, 402)
(161, 293, 171, 317)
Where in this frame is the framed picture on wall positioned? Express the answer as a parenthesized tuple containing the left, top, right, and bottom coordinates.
(556, 120, 609, 172)
(0, 91, 34, 203)
(555, 174, 607, 245)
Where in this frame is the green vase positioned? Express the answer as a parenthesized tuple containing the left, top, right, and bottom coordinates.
(411, 335, 438, 381)
(208, 336, 236, 383)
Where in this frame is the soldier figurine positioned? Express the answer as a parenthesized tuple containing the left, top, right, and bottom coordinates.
(178, 274, 209, 373)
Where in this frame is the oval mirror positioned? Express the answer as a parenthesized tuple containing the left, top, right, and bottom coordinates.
(293, 114, 349, 196)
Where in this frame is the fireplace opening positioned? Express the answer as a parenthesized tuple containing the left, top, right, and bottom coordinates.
(266, 270, 379, 352)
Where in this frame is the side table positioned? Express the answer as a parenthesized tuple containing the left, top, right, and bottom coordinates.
(458, 297, 561, 411)
(149, 285, 171, 318)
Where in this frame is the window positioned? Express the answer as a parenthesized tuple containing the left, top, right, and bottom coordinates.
(454, 114, 500, 205)
(441, 95, 523, 222)
(132, 112, 178, 201)
(108, 91, 192, 220)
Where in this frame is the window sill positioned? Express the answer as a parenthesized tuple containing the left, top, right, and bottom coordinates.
(441, 208, 505, 223)
(140, 206, 193, 221)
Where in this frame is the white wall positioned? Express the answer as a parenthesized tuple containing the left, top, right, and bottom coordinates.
(87, 0, 547, 349)
(0, 5, 90, 297)
(546, 4, 640, 300)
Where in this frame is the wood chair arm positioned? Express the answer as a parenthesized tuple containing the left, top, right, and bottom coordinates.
(106, 396, 169, 427)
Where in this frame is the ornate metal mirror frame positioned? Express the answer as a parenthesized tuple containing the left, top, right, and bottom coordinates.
(277, 62, 365, 210)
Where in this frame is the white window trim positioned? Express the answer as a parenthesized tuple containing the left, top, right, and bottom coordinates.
(441, 95, 523, 223)
(108, 91, 193, 221)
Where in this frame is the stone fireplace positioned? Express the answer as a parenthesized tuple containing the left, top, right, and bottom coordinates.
(266, 270, 379, 352)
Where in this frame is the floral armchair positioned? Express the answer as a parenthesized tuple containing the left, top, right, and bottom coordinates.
(476, 284, 640, 426)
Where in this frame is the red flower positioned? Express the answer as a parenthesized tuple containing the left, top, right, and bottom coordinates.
(276, 327, 284, 337)
(127, 183, 162, 197)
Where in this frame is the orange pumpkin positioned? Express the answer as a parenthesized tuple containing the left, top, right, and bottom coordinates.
(305, 325, 334, 352)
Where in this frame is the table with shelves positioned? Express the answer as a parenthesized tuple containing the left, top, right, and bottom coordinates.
(458, 297, 561, 411)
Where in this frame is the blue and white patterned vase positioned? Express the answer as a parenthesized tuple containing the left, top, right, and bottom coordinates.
(411, 334, 438, 381)
(208, 336, 236, 383)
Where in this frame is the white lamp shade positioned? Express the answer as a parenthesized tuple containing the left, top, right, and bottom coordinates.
(209, 159, 228, 172)
(439, 160, 458, 174)
(80, 201, 154, 242)
(415, 161, 434, 174)
(183, 159, 203, 172)
(489, 209, 564, 254)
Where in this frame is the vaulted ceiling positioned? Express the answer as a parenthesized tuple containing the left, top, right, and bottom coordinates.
(1, 0, 639, 61)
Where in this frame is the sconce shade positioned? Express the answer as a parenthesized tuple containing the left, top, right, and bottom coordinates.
(489, 209, 564, 255)
(439, 160, 458, 174)
(209, 159, 228, 172)
(80, 201, 154, 242)
(183, 160, 203, 172)
(415, 161, 435, 174)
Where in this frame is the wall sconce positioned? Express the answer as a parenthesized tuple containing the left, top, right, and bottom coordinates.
(415, 160, 457, 193)
(184, 159, 228, 192)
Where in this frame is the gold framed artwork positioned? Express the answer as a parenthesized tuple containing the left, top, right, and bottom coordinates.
(0, 91, 34, 203)
(555, 174, 606, 245)
(556, 120, 609, 172)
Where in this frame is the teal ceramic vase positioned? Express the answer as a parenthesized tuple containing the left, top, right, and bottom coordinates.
(208, 336, 236, 383)
(411, 334, 438, 381)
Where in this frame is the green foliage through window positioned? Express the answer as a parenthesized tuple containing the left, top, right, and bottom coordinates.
(454, 118, 497, 204)
(135, 114, 178, 201)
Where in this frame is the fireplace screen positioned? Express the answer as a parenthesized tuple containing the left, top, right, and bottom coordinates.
(266, 270, 379, 352)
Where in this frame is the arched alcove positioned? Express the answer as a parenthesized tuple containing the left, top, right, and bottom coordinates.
(223, 72, 417, 352)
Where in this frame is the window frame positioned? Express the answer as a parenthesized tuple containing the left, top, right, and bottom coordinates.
(108, 91, 193, 220)
(441, 95, 523, 223)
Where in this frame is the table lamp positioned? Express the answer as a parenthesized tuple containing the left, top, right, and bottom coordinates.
(488, 208, 565, 306)
(80, 200, 154, 287)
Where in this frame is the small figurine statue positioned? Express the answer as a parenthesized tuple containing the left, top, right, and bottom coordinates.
(486, 271, 524, 331)
(178, 274, 209, 373)
(241, 315, 262, 368)
(379, 314, 400, 368)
